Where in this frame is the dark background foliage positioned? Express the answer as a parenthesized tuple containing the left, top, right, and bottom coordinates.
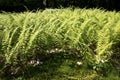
(0, 0, 120, 12)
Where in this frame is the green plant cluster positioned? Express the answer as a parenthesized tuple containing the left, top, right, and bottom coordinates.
(0, 0, 120, 11)
(0, 8, 120, 78)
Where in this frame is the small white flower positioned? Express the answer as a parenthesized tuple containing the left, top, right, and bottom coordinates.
(77, 61, 83, 66)
(50, 49, 55, 53)
(93, 66, 96, 70)
(55, 48, 58, 51)
(30, 60, 35, 64)
(101, 59, 108, 63)
(33, 60, 43, 67)
(36, 61, 40, 65)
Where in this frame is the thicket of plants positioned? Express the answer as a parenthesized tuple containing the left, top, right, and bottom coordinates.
(0, 8, 120, 78)
(0, 0, 120, 11)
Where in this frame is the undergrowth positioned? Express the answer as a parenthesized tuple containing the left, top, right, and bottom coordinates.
(0, 8, 120, 79)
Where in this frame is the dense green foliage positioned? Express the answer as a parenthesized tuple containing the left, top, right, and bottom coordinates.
(0, 0, 120, 11)
(0, 8, 120, 79)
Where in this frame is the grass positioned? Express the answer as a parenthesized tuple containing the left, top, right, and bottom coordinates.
(0, 8, 120, 79)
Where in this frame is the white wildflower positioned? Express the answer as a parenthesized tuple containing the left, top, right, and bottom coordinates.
(30, 60, 35, 64)
(93, 66, 96, 70)
(55, 48, 58, 51)
(77, 61, 83, 66)
(50, 49, 55, 53)
(101, 59, 108, 63)
(36, 61, 40, 65)
(33, 60, 43, 67)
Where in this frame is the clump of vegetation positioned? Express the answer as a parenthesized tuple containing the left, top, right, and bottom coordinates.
(0, 8, 120, 79)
